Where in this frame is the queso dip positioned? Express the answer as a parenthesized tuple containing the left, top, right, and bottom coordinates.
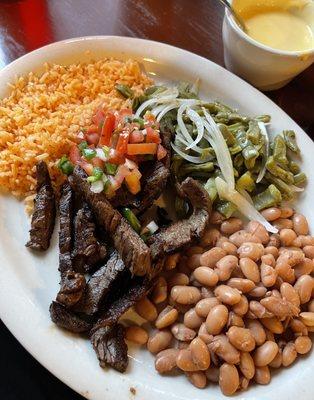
(233, 0, 314, 51)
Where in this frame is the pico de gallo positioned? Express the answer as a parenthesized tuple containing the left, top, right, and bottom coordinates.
(58, 107, 167, 197)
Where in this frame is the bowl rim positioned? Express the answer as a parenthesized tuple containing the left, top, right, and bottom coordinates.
(225, 8, 314, 57)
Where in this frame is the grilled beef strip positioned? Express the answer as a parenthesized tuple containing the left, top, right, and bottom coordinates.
(73, 250, 128, 315)
(56, 272, 86, 308)
(148, 177, 212, 260)
(26, 161, 56, 251)
(92, 277, 150, 329)
(49, 301, 92, 333)
(57, 182, 86, 307)
(72, 203, 107, 273)
(68, 166, 152, 277)
(91, 324, 128, 373)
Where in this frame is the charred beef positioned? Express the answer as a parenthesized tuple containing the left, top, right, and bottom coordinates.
(26, 161, 56, 251)
(148, 177, 212, 259)
(49, 301, 92, 333)
(58, 182, 74, 276)
(72, 203, 107, 272)
(56, 271, 86, 307)
(94, 278, 150, 328)
(69, 166, 152, 277)
(91, 324, 128, 372)
(73, 250, 128, 315)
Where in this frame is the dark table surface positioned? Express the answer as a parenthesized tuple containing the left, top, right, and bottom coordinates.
(0, 1, 313, 399)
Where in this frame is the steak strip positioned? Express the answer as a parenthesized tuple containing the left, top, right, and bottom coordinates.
(57, 182, 85, 307)
(49, 301, 92, 333)
(73, 250, 128, 315)
(26, 161, 56, 251)
(72, 203, 107, 272)
(91, 324, 128, 373)
(148, 177, 212, 260)
(69, 166, 152, 277)
(93, 277, 150, 329)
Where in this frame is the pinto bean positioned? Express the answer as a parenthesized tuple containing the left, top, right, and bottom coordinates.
(168, 272, 189, 288)
(176, 349, 199, 372)
(184, 308, 203, 329)
(200, 247, 227, 268)
(268, 233, 281, 248)
(200, 287, 215, 299)
(215, 255, 239, 281)
(253, 341, 278, 366)
(155, 306, 179, 329)
(227, 311, 245, 328)
(280, 229, 297, 246)
(194, 267, 219, 287)
(186, 371, 207, 389)
(294, 275, 314, 304)
(308, 300, 314, 312)
(295, 336, 312, 354)
(289, 319, 308, 336)
(190, 337, 211, 370)
(185, 246, 204, 256)
(239, 257, 260, 283)
(227, 326, 256, 352)
(227, 278, 255, 293)
(261, 264, 277, 287)
(261, 207, 281, 221)
(151, 277, 167, 304)
(125, 326, 148, 345)
(299, 312, 314, 327)
(273, 218, 293, 230)
(264, 246, 279, 258)
(292, 213, 309, 235)
(246, 221, 269, 244)
(254, 366, 271, 385)
(147, 330, 173, 353)
(155, 349, 179, 373)
(171, 323, 196, 342)
(220, 241, 238, 256)
(294, 258, 314, 278)
(240, 352, 255, 379)
(219, 363, 239, 396)
(187, 254, 202, 270)
(214, 285, 241, 305)
(198, 322, 214, 344)
(208, 334, 240, 364)
(260, 317, 284, 334)
(246, 320, 266, 346)
(269, 349, 282, 368)
(232, 295, 249, 316)
(170, 285, 201, 305)
(299, 235, 314, 247)
(210, 211, 225, 225)
(248, 283, 268, 298)
(282, 342, 297, 366)
(195, 297, 221, 318)
(238, 242, 264, 261)
(164, 253, 181, 270)
(280, 282, 300, 307)
(229, 230, 262, 247)
(249, 301, 274, 319)
(206, 304, 229, 334)
(205, 367, 220, 383)
(221, 218, 243, 235)
(135, 297, 158, 321)
(260, 296, 292, 319)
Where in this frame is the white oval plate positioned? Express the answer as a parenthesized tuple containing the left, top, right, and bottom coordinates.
(0, 36, 313, 400)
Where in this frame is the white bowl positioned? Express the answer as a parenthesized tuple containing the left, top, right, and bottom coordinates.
(222, 4, 314, 91)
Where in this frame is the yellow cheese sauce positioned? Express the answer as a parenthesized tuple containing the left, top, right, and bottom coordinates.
(233, 0, 314, 51)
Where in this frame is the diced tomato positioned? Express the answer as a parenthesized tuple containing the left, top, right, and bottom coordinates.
(125, 171, 141, 194)
(99, 112, 116, 146)
(157, 144, 168, 160)
(146, 127, 161, 144)
(129, 130, 144, 143)
(115, 164, 131, 186)
(115, 108, 133, 128)
(108, 148, 125, 165)
(69, 144, 81, 164)
(92, 109, 105, 127)
(127, 143, 158, 155)
(86, 132, 100, 145)
(79, 160, 93, 175)
(87, 125, 98, 134)
(116, 131, 129, 154)
(91, 157, 105, 169)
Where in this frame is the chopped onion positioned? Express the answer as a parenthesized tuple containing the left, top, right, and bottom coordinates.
(134, 88, 179, 118)
(203, 108, 235, 189)
(96, 148, 107, 161)
(156, 104, 178, 122)
(171, 142, 212, 164)
(146, 220, 159, 234)
(90, 180, 104, 193)
(185, 108, 205, 150)
(177, 103, 193, 145)
(151, 104, 166, 117)
(256, 122, 269, 183)
(215, 177, 278, 233)
(124, 158, 138, 170)
(291, 185, 304, 193)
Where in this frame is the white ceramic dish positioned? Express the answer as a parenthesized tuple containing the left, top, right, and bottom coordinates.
(0, 36, 313, 400)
